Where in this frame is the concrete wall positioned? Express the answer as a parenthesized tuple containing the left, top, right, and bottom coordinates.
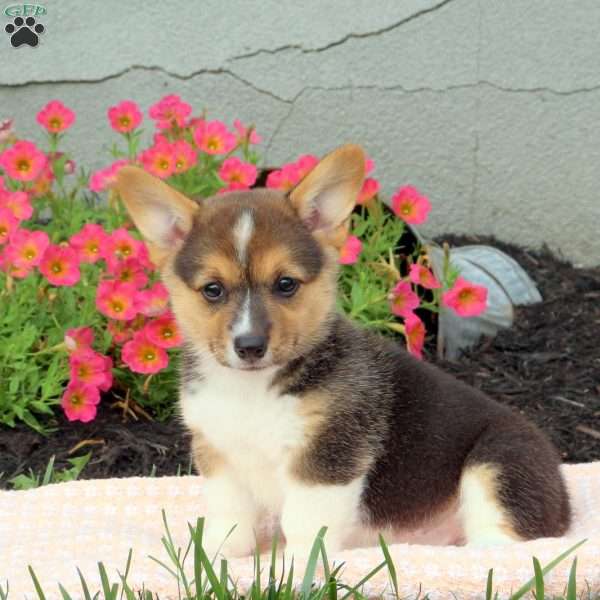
(1, 0, 599, 266)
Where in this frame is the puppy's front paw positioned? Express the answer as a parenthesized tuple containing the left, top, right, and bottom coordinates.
(203, 517, 257, 559)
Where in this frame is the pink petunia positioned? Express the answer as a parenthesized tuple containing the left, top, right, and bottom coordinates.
(409, 263, 441, 290)
(122, 330, 169, 374)
(442, 277, 488, 317)
(266, 163, 301, 191)
(107, 318, 139, 345)
(357, 178, 380, 205)
(89, 159, 129, 193)
(61, 381, 101, 423)
(172, 140, 197, 174)
(143, 312, 182, 349)
(36, 100, 76, 134)
(404, 313, 425, 360)
(295, 155, 319, 179)
(69, 349, 113, 392)
(0, 207, 18, 245)
(38, 244, 80, 286)
(193, 120, 237, 155)
(140, 142, 175, 179)
(108, 100, 143, 133)
(69, 223, 110, 264)
(389, 280, 420, 318)
(0, 140, 47, 182)
(218, 157, 257, 190)
(96, 280, 139, 321)
(233, 120, 261, 145)
(391, 185, 432, 225)
(338, 235, 363, 265)
(148, 94, 192, 130)
(4, 229, 49, 269)
(0, 250, 31, 279)
(135, 281, 169, 317)
(365, 156, 375, 176)
(107, 257, 149, 288)
(64, 326, 95, 353)
(102, 227, 144, 270)
(1, 191, 33, 221)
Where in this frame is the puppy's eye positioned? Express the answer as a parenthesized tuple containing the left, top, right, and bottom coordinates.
(274, 276, 299, 298)
(202, 282, 225, 302)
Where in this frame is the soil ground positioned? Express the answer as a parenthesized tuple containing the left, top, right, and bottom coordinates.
(1, 237, 598, 487)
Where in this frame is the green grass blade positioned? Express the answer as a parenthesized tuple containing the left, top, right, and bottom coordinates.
(194, 538, 226, 600)
(27, 566, 47, 600)
(339, 560, 387, 600)
(98, 563, 119, 600)
(190, 518, 204, 599)
(117, 549, 133, 600)
(77, 567, 93, 600)
(566, 557, 577, 600)
(485, 569, 493, 600)
(0, 581, 8, 600)
(283, 559, 294, 600)
(58, 583, 73, 600)
(532, 557, 544, 600)
(509, 539, 587, 600)
(42, 456, 55, 486)
(219, 559, 228, 594)
(378, 534, 398, 599)
(300, 527, 327, 598)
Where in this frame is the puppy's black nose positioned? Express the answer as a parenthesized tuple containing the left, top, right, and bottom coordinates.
(234, 335, 267, 361)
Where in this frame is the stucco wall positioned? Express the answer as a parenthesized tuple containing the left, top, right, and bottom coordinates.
(1, 0, 599, 265)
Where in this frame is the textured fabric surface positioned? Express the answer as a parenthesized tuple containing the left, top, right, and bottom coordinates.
(0, 463, 598, 599)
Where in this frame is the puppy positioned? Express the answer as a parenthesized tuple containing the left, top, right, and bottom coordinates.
(115, 145, 570, 558)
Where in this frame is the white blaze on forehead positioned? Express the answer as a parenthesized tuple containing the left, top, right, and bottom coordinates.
(233, 209, 254, 265)
(232, 290, 253, 337)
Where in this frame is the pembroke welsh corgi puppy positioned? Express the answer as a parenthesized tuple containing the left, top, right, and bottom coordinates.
(115, 145, 570, 558)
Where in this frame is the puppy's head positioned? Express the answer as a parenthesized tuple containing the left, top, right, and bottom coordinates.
(115, 144, 365, 370)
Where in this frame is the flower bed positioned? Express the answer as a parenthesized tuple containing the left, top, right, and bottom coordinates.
(0, 96, 488, 435)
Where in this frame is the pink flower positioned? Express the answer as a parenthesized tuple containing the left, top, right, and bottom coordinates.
(102, 227, 144, 269)
(218, 157, 257, 189)
(442, 277, 488, 317)
(89, 159, 129, 193)
(96, 280, 139, 321)
(295, 155, 319, 179)
(148, 94, 191, 130)
(338, 235, 363, 265)
(0, 141, 47, 182)
(36, 100, 76, 133)
(4, 229, 49, 269)
(107, 257, 148, 288)
(108, 100, 143, 133)
(69, 223, 109, 264)
(39, 244, 80, 286)
(1, 191, 33, 221)
(193, 120, 237, 155)
(365, 156, 375, 175)
(404, 313, 425, 360)
(0, 207, 18, 245)
(65, 327, 95, 353)
(266, 163, 301, 191)
(409, 264, 441, 290)
(108, 318, 138, 345)
(61, 381, 101, 423)
(140, 142, 175, 179)
(135, 281, 170, 317)
(172, 140, 197, 174)
(357, 178, 380, 204)
(69, 349, 113, 392)
(122, 330, 169, 374)
(389, 280, 420, 317)
(391, 185, 431, 225)
(233, 120, 261, 145)
(143, 312, 182, 349)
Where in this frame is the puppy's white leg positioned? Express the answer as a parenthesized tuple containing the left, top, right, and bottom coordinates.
(281, 477, 364, 558)
(459, 464, 521, 546)
(202, 469, 259, 558)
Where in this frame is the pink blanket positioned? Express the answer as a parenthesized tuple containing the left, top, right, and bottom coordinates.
(1, 463, 598, 599)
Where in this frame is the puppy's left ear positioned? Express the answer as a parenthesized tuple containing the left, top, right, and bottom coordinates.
(289, 144, 365, 244)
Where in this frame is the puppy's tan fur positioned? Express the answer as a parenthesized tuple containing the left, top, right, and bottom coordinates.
(115, 145, 570, 558)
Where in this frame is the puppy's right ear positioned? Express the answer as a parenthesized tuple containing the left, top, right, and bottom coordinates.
(114, 166, 198, 265)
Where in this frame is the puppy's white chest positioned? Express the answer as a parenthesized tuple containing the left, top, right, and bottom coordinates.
(181, 363, 305, 508)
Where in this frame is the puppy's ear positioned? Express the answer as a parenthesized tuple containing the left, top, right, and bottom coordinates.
(289, 144, 365, 244)
(114, 166, 198, 265)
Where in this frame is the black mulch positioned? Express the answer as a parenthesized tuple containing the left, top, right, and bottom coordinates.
(0, 237, 598, 488)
